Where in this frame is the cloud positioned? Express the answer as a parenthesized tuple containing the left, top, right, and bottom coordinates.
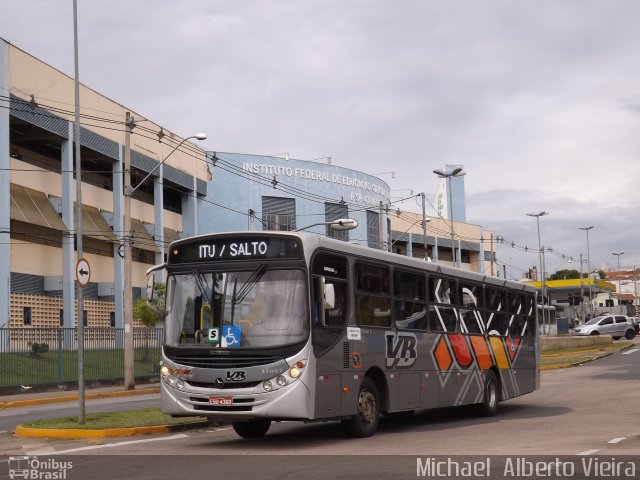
(2, 0, 639, 271)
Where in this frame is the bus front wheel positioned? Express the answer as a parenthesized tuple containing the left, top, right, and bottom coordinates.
(343, 377, 380, 437)
(232, 419, 271, 439)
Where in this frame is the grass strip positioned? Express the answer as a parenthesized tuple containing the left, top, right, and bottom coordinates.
(23, 407, 208, 430)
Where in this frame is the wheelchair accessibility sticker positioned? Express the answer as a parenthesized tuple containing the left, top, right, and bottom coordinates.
(222, 325, 242, 347)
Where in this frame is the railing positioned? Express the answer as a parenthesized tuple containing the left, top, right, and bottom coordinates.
(0, 327, 164, 388)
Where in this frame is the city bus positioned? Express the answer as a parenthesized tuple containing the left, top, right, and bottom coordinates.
(147, 231, 539, 438)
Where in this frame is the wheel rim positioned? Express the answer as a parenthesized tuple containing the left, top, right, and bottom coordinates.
(358, 389, 377, 426)
(487, 380, 497, 408)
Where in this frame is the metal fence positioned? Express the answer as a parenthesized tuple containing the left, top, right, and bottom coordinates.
(0, 327, 164, 388)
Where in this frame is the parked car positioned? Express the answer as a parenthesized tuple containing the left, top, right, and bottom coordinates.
(631, 317, 640, 335)
(572, 315, 636, 340)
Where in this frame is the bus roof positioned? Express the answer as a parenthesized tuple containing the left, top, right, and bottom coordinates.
(166, 230, 534, 294)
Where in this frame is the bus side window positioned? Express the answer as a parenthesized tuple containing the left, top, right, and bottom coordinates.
(428, 276, 457, 332)
(393, 270, 427, 330)
(323, 280, 347, 327)
(355, 262, 391, 328)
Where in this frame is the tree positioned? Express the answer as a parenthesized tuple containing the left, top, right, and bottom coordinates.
(133, 283, 166, 327)
(133, 282, 165, 361)
(548, 269, 581, 281)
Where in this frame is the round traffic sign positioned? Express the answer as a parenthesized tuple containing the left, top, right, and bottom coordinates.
(76, 258, 91, 288)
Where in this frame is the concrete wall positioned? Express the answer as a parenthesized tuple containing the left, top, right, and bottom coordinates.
(540, 335, 612, 352)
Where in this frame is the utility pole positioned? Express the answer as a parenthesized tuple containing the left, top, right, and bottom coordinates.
(72, 0, 85, 423)
(123, 112, 134, 389)
(580, 253, 585, 323)
(420, 192, 428, 261)
(379, 201, 385, 251)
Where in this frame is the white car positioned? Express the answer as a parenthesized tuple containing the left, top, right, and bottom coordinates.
(572, 315, 636, 340)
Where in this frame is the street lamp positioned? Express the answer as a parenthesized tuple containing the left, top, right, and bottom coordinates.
(295, 218, 358, 232)
(578, 226, 594, 318)
(527, 211, 549, 334)
(433, 167, 466, 267)
(612, 251, 624, 306)
(123, 123, 207, 389)
(129, 133, 207, 195)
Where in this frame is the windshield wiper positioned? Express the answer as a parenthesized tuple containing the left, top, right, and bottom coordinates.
(193, 270, 211, 305)
(232, 264, 267, 305)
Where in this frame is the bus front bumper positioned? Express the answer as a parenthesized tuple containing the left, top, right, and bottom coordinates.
(161, 376, 312, 421)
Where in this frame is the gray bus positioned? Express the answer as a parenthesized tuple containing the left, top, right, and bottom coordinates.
(148, 231, 539, 438)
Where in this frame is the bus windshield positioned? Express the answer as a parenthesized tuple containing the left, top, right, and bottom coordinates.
(165, 268, 309, 349)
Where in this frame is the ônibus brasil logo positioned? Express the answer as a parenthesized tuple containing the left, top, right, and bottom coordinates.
(8, 457, 73, 480)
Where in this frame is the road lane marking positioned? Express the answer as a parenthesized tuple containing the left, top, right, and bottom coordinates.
(622, 348, 640, 355)
(608, 437, 625, 444)
(26, 433, 189, 455)
(578, 449, 600, 456)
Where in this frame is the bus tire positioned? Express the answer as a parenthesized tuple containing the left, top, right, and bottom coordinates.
(232, 419, 271, 439)
(343, 377, 380, 438)
(477, 371, 500, 417)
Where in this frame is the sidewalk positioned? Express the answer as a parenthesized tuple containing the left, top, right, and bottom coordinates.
(0, 384, 160, 410)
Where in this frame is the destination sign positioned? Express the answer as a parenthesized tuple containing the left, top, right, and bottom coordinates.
(168, 235, 302, 264)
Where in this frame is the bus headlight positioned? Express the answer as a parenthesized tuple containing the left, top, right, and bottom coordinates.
(276, 375, 287, 387)
(160, 366, 172, 377)
(288, 366, 301, 379)
(263, 380, 273, 392)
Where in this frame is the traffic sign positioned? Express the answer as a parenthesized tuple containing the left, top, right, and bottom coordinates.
(76, 258, 91, 288)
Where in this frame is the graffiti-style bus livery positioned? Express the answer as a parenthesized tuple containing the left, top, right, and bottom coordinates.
(150, 231, 539, 438)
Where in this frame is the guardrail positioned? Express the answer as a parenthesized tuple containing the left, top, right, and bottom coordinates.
(0, 327, 164, 388)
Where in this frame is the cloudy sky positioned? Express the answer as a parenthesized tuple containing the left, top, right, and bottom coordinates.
(2, 1, 639, 279)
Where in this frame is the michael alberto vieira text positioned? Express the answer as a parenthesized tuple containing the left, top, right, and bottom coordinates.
(416, 457, 637, 478)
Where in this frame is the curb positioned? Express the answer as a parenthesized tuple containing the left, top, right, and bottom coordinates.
(0, 387, 160, 410)
(540, 351, 614, 370)
(14, 419, 213, 439)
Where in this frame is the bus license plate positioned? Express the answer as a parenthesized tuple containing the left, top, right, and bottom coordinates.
(209, 396, 233, 406)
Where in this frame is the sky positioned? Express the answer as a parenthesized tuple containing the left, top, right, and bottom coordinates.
(1, 0, 639, 280)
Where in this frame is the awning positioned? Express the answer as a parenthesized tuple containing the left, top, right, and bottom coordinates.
(131, 218, 160, 253)
(10, 183, 67, 230)
(81, 204, 118, 242)
(163, 227, 181, 247)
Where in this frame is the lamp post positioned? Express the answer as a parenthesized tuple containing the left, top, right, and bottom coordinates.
(612, 251, 624, 308)
(527, 211, 549, 334)
(123, 124, 206, 389)
(433, 167, 466, 267)
(578, 226, 594, 318)
(295, 218, 358, 232)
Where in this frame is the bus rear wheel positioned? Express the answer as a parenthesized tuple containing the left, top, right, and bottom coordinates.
(232, 419, 271, 439)
(476, 371, 500, 417)
(343, 377, 380, 437)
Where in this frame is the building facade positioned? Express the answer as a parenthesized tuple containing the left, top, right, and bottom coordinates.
(1, 38, 207, 330)
(201, 152, 390, 246)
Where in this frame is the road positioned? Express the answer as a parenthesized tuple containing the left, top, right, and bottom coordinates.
(1, 345, 638, 479)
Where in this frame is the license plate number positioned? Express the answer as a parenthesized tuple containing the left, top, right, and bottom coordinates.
(208, 396, 233, 406)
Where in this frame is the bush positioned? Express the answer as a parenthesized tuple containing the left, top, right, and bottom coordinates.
(30, 343, 50, 354)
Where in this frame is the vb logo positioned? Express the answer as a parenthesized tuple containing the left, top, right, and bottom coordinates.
(226, 370, 246, 382)
(385, 332, 418, 368)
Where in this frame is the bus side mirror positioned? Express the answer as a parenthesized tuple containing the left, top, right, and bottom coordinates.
(324, 283, 335, 310)
(146, 273, 155, 303)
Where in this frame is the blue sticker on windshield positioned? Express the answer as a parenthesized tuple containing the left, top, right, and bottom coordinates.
(222, 325, 242, 348)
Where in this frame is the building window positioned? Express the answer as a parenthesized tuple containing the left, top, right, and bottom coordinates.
(262, 196, 296, 231)
(23, 306, 32, 326)
(324, 202, 349, 241)
(110, 312, 116, 327)
(366, 210, 380, 249)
